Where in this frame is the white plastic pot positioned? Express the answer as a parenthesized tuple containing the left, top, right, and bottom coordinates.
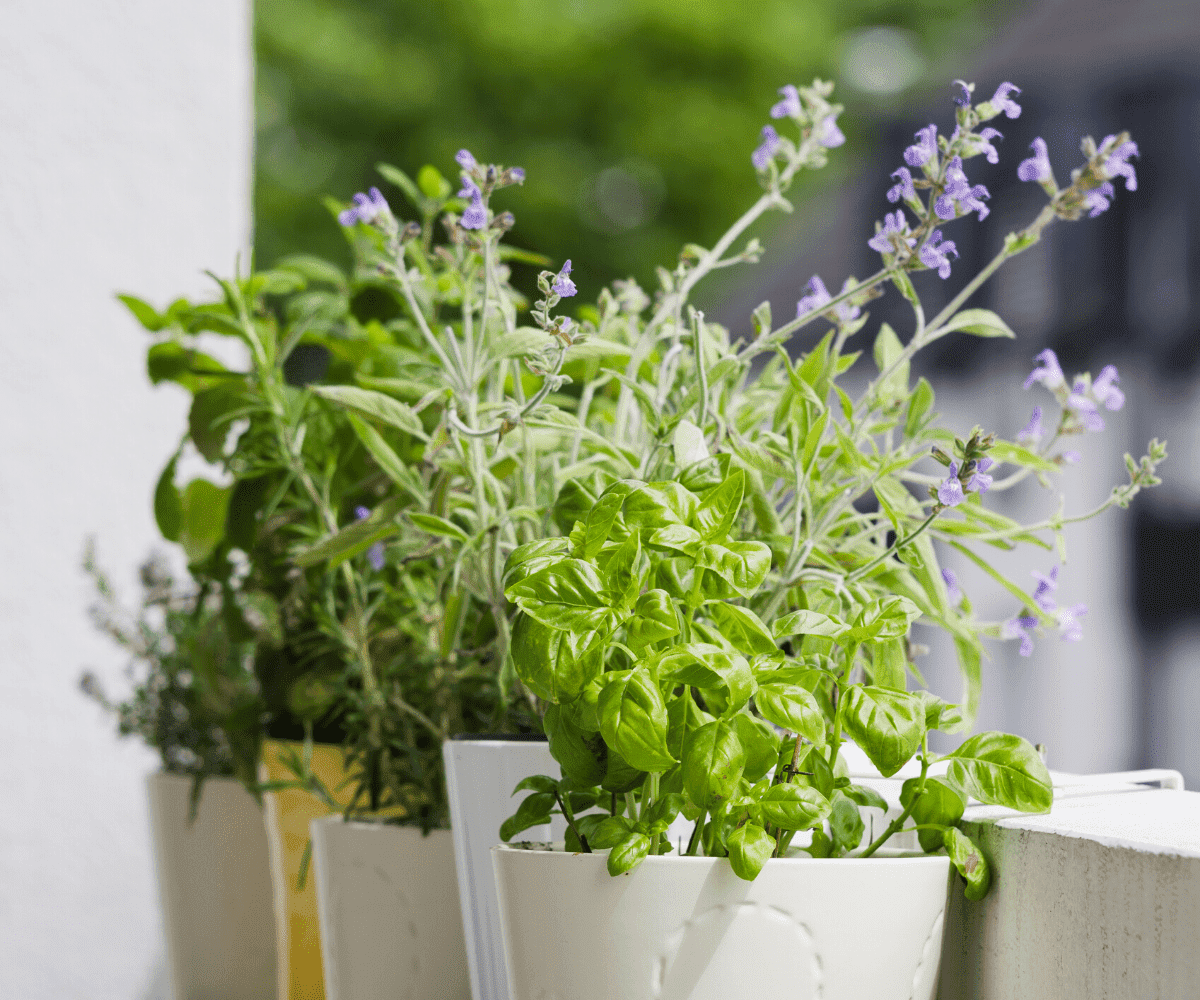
(493, 843, 951, 1000)
(443, 735, 561, 1000)
(146, 771, 276, 1000)
(311, 816, 471, 1000)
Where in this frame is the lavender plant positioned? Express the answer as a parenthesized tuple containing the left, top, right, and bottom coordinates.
(460, 78, 1165, 894)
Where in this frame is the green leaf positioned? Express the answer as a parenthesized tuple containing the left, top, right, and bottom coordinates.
(844, 596, 922, 641)
(513, 774, 559, 796)
(839, 685, 925, 778)
(952, 634, 981, 730)
(553, 478, 598, 534)
(829, 791, 865, 853)
(493, 326, 551, 360)
(706, 603, 777, 655)
(225, 474, 273, 551)
(772, 609, 847, 640)
(178, 478, 231, 563)
(599, 668, 676, 772)
(940, 308, 1015, 339)
(119, 293, 168, 331)
(842, 783, 888, 812)
(409, 512, 468, 542)
(695, 541, 771, 597)
(905, 378, 935, 438)
(727, 823, 773, 881)
(691, 470, 744, 540)
(989, 441, 1059, 474)
(417, 163, 452, 200)
(153, 455, 182, 542)
(873, 322, 909, 402)
(503, 538, 571, 588)
(672, 419, 709, 470)
(754, 684, 826, 746)
(188, 386, 243, 462)
(607, 831, 651, 875)
(511, 613, 605, 704)
(872, 638, 907, 690)
(734, 712, 781, 782)
(756, 782, 830, 831)
(345, 413, 427, 502)
(901, 776, 967, 852)
(543, 702, 606, 785)
(292, 497, 403, 568)
(583, 481, 639, 558)
(499, 792, 554, 841)
(658, 644, 754, 714)
(626, 589, 679, 650)
(505, 559, 621, 633)
(944, 827, 991, 900)
(313, 384, 429, 440)
(588, 815, 634, 849)
(682, 719, 746, 811)
(623, 482, 700, 539)
(944, 732, 1053, 813)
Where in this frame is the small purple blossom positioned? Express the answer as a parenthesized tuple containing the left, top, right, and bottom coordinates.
(458, 177, 487, 229)
(509, 166, 526, 183)
(817, 114, 846, 148)
(1017, 138, 1053, 184)
(868, 210, 917, 255)
(1082, 181, 1115, 217)
(1018, 406, 1044, 444)
(968, 456, 994, 494)
(934, 156, 990, 221)
(1068, 378, 1105, 431)
(1101, 135, 1138, 191)
(952, 80, 972, 108)
(942, 567, 963, 603)
(338, 187, 389, 228)
(990, 82, 1022, 119)
(1092, 365, 1124, 410)
(938, 462, 965, 506)
(904, 125, 938, 168)
(552, 260, 577, 298)
(367, 542, 386, 572)
(1001, 615, 1039, 657)
(456, 149, 477, 170)
(1057, 603, 1087, 642)
(886, 166, 916, 204)
(355, 506, 371, 521)
(1023, 349, 1065, 391)
(752, 125, 782, 170)
(919, 230, 958, 279)
(796, 274, 832, 316)
(976, 127, 1003, 164)
(1031, 566, 1059, 612)
(1063, 450, 1082, 465)
(770, 84, 801, 120)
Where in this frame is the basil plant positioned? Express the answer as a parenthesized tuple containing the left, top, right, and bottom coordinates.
(490, 78, 1164, 896)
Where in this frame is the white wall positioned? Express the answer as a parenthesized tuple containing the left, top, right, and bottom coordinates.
(0, 4, 252, 997)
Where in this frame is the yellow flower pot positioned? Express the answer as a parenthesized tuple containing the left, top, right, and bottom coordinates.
(260, 740, 357, 1000)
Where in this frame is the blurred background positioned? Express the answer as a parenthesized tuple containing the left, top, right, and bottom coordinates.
(2, 0, 1197, 996)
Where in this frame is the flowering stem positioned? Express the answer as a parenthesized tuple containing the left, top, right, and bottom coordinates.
(846, 511, 939, 583)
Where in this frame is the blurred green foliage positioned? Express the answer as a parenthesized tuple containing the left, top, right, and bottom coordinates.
(256, 0, 997, 298)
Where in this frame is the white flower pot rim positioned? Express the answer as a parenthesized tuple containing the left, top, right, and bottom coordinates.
(494, 841, 944, 866)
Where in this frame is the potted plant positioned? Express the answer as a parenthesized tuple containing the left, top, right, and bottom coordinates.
(485, 79, 1161, 1000)
(79, 546, 274, 1000)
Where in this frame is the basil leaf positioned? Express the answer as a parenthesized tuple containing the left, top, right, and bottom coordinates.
(756, 782, 830, 831)
(944, 732, 1052, 813)
(598, 668, 676, 772)
(607, 831, 651, 876)
(626, 589, 679, 650)
(623, 481, 700, 538)
(647, 523, 703, 557)
(754, 683, 826, 747)
(839, 685, 925, 778)
(682, 719, 746, 811)
(510, 613, 604, 704)
(872, 638, 907, 691)
(842, 783, 889, 813)
(944, 827, 991, 900)
(659, 643, 754, 714)
(553, 478, 598, 534)
(589, 815, 635, 849)
(512, 775, 559, 796)
(544, 703, 607, 786)
(583, 480, 640, 558)
(734, 712, 781, 782)
(692, 470, 745, 540)
(505, 559, 621, 633)
(706, 603, 777, 655)
(502, 538, 571, 588)
(829, 791, 865, 854)
(772, 609, 848, 640)
(695, 541, 772, 597)
(901, 776, 967, 852)
(727, 823, 773, 881)
(499, 791, 554, 841)
(844, 596, 922, 641)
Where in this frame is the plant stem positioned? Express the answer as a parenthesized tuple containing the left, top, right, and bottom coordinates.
(686, 808, 707, 856)
(845, 511, 940, 583)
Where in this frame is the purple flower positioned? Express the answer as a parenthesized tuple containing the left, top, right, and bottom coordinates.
(355, 506, 372, 521)
(942, 567, 963, 603)
(752, 125, 782, 170)
(1017, 138, 1053, 184)
(770, 84, 801, 120)
(938, 463, 965, 506)
(1068, 378, 1105, 431)
(971, 127, 1004, 165)
(1002, 615, 1039, 657)
(886, 166, 916, 204)
(1082, 181, 1115, 217)
(817, 114, 846, 148)
(867, 210, 917, 255)
(552, 260, 577, 298)
(456, 149, 478, 170)
(919, 231, 958, 279)
(509, 166, 526, 183)
(1057, 603, 1087, 642)
(968, 456, 994, 494)
(1101, 135, 1138, 191)
(833, 278, 860, 322)
(796, 274, 832, 317)
(1092, 365, 1124, 410)
(338, 187, 389, 228)
(952, 80, 972, 108)
(367, 542, 385, 572)
(1031, 566, 1059, 612)
(1018, 406, 1044, 444)
(1063, 450, 1082, 464)
(934, 156, 990, 221)
(990, 82, 1022, 119)
(458, 177, 487, 229)
(1023, 349, 1065, 391)
(904, 125, 939, 168)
